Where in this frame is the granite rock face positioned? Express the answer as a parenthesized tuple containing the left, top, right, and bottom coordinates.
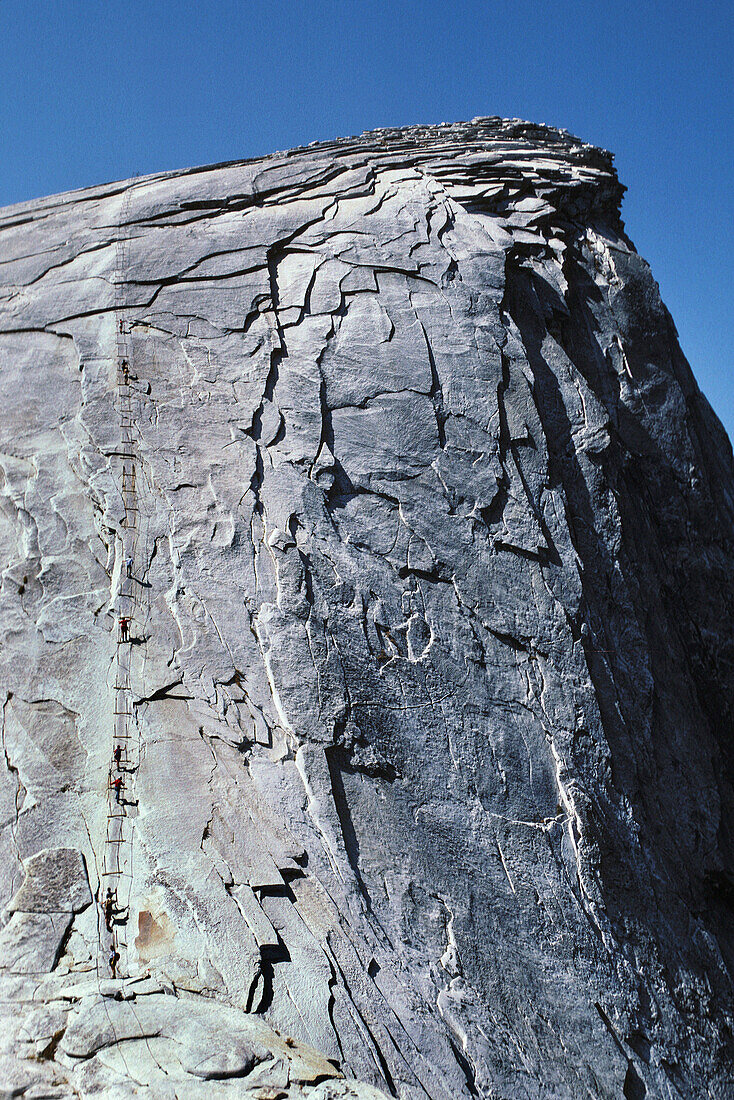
(0, 118, 732, 1098)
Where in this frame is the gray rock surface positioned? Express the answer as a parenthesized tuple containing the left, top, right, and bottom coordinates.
(9, 847, 92, 913)
(0, 117, 731, 1098)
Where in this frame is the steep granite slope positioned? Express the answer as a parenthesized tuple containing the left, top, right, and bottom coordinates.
(0, 118, 732, 1098)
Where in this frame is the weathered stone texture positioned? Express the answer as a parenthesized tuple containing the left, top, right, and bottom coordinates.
(0, 118, 731, 1097)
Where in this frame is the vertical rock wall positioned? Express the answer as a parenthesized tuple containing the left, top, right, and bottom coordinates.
(0, 120, 731, 1098)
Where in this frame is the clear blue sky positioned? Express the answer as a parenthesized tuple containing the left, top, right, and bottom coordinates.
(1, 0, 731, 439)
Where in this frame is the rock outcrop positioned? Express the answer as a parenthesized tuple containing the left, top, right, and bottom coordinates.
(0, 118, 732, 1098)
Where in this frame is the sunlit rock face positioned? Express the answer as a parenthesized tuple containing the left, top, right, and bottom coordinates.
(0, 119, 732, 1099)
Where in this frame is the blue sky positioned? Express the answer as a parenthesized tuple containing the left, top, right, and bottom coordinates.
(1, 0, 731, 438)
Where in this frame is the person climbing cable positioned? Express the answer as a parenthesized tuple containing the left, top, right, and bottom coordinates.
(121, 359, 129, 383)
(104, 887, 115, 931)
(113, 744, 123, 768)
(118, 320, 124, 334)
(119, 616, 130, 642)
(113, 775, 123, 804)
(109, 941, 120, 978)
(126, 556, 133, 579)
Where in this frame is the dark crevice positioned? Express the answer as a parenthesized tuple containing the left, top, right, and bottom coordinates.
(420, 322, 446, 448)
(446, 1035, 480, 1097)
(623, 1063, 647, 1100)
(325, 746, 373, 912)
(329, 954, 399, 1097)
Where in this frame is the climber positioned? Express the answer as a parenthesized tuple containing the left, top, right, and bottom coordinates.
(126, 556, 133, 579)
(113, 744, 123, 768)
(104, 887, 115, 931)
(118, 320, 124, 334)
(113, 775, 123, 804)
(119, 616, 130, 642)
(109, 941, 120, 978)
(121, 359, 129, 383)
